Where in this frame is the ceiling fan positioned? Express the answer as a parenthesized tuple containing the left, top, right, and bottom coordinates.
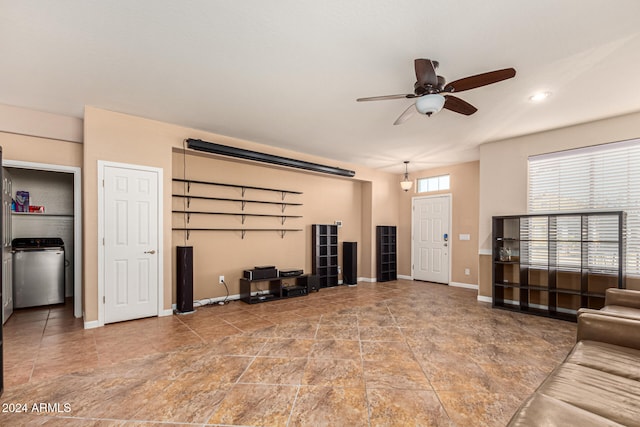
(357, 59, 516, 125)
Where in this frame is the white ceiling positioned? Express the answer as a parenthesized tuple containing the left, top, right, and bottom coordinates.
(2, 0, 640, 173)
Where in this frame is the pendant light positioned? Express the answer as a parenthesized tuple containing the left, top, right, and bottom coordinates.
(400, 161, 413, 192)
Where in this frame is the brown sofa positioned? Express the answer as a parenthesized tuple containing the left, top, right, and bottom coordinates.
(599, 288, 640, 319)
(507, 290, 640, 426)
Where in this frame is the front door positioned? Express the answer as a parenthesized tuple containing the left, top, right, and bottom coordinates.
(103, 164, 160, 324)
(413, 195, 450, 284)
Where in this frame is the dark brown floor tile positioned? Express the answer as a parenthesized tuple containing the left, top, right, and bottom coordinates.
(289, 386, 369, 427)
(272, 320, 319, 339)
(206, 383, 297, 426)
(309, 339, 361, 360)
(131, 380, 231, 423)
(315, 324, 359, 340)
(319, 313, 358, 325)
(420, 359, 494, 392)
(259, 338, 315, 357)
(192, 323, 243, 341)
(478, 363, 552, 394)
(361, 340, 416, 362)
(363, 359, 431, 390)
(39, 329, 96, 348)
(357, 313, 397, 327)
(367, 388, 453, 426)
(2, 360, 34, 387)
(302, 358, 364, 388)
(239, 356, 308, 385)
(358, 325, 404, 341)
(202, 334, 267, 356)
(172, 354, 253, 384)
(437, 391, 529, 427)
(228, 317, 277, 333)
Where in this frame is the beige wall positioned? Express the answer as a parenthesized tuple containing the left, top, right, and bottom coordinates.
(83, 107, 401, 323)
(0, 103, 83, 143)
(478, 110, 640, 297)
(171, 150, 363, 300)
(0, 132, 83, 167)
(399, 161, 480, 285)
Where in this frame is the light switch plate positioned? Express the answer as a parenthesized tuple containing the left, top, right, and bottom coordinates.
(459, 233, 470, 241)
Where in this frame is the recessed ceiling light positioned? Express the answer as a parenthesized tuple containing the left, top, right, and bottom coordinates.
(529, 91, 552, 102)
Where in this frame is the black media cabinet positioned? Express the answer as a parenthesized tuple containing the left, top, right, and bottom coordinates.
(240, 274, 318, 304)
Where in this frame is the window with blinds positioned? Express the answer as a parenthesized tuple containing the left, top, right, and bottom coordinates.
(528, 138, 640, 275)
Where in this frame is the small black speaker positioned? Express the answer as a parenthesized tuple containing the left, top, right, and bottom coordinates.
(176, 246, 194, 313)
(343, 241, 357, 285)
(298, 274, 320, 292)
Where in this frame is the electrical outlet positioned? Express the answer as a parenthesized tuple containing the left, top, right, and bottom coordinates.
(464, 268, 470, 276)
(219, 275, 225, 284)
(337, 266, 341, 274)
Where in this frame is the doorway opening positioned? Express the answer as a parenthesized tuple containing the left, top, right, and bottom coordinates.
(3, 160, 82, 319)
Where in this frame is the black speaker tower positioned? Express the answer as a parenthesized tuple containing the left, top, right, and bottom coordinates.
(176, 246, 194, 313)
(343, 241, 357, 285)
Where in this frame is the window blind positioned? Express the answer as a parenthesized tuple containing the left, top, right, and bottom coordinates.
(528, 138, 640, 275)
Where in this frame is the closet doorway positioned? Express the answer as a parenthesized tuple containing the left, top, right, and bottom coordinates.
(3, 160, 82, 319)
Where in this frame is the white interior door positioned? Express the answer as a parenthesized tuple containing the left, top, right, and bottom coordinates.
(2, 169, 13, 324)
(413, 195, 450, 284)
(103, 164, 159, 324)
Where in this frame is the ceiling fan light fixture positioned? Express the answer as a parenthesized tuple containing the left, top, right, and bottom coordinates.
(400, 161, 413, 192)
(415, 94, 445, 116)
(529, 91, 552, 102)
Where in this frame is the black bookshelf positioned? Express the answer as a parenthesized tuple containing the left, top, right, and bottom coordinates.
(312, 224, 339, 287)
(376, 225, 397, 282)
(492, 211, 625, 321)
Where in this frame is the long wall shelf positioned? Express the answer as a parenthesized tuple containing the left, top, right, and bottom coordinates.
(172, 194, 302, 212)
(173, 227, 302, 239)
(172, 178, 303, 240)
(173, 178, 302, 199)
(172, 210, 302, 225)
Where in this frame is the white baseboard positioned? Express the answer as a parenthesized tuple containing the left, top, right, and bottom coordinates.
(84, 320, 100, 329)
(358, 277, 376, 283)
(477, 295, 492, 303)
(397, 275, 413, 280)
(449, 281, 478, 290)
(160, 309, 173, 317)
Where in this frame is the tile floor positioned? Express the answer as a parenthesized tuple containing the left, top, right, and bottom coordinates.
(0, 280, 577, 426)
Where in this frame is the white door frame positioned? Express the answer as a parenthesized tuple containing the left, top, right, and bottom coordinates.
(411, 193, 452, 284)
(97, 160, 164, 327)
(4, 159, 83, 318)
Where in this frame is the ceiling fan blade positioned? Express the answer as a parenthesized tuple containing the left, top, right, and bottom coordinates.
(357, 94, 414, 102)
(414, 59, 438, 87)
(393, 103, 416, 125)
(443, 95, 478, 115)
(444, 68, 516, 92)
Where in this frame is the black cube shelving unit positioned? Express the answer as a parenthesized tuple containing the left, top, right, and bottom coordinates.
(376, 225, 397, 282)
(312, 224, 339, 287)
(492, 211, 625, 321)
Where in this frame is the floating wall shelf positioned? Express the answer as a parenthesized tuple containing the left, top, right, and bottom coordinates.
(172, 194, 301, 212)
(172, 210, 302, 225)
(172, 227, 302, 239)
(172, 178, 303, 240)
(173, 178, 302, 199)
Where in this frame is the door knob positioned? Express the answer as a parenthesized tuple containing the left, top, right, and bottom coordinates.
(144, 250, 156, 254)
